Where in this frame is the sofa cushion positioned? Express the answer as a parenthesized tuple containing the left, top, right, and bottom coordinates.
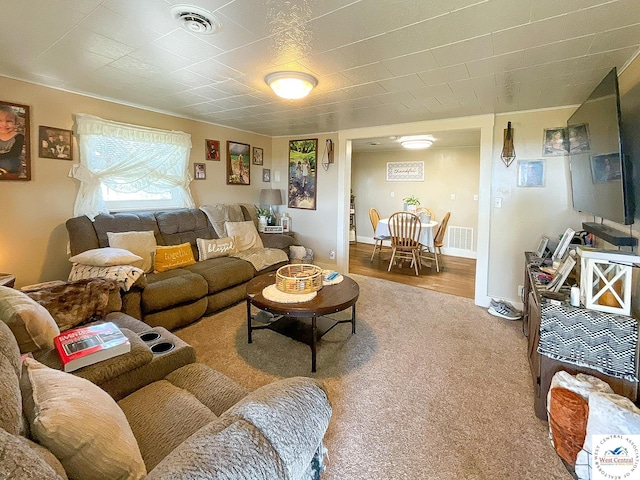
(21, 357, 146, 480)
(196, 236, 238, 260)
(155, 209, 216, 247)
(154, 243, 196, 273)
(0, 428, 67, 480)
(0, 287, 60, 354)
(142, 270, 208, 313)
(69, 247, 143, 267)
(108, 230, 157, 273)
(118, 379, 218, 471)
(184, 257, 254, 294)
(225, 220, 264, 251)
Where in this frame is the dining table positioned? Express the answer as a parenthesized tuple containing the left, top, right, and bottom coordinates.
(375, 217, 439, 249)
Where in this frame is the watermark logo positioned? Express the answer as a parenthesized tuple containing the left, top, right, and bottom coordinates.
(592, 435, 640, 479)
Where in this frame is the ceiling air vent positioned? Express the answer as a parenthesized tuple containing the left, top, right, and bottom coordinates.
(170, 5, 222, 34)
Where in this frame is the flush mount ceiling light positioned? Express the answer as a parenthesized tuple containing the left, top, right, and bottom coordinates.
(399, 136, 434, 150)
(265, 71, 318, 100)
(170, 5, 222, 34)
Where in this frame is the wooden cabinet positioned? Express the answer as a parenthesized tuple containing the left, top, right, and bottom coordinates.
(523, 252, 639, 420)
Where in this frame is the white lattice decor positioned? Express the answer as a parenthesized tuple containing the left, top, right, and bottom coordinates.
(577, 247, 640, 316)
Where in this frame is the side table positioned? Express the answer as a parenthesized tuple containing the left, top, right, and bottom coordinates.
(0, 274, 15, 288)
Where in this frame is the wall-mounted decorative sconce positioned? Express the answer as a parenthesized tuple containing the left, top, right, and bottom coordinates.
(501, 121, 516, 167)
(321, 139, 334, 171)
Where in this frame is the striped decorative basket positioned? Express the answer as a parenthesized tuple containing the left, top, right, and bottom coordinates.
(276, 264, 323, 294)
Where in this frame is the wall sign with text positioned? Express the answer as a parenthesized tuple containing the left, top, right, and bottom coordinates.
(386, 161, 424, 182)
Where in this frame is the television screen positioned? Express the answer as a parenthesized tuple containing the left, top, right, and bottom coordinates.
(568, 67, 632, 225)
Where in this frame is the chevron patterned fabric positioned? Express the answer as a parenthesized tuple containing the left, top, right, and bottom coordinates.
(538, 301, 639, 381)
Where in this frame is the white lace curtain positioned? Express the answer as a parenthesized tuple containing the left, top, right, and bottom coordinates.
(70, 113, 194, 219)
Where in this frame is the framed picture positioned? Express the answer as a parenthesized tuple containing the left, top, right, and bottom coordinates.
(263, 168, 270, 182)
(0, 100, 30, 181)
(543, 127, 568, 156)
(205, 139, 220, 160)
(590, 153, 621, 183)
(194, 162, 206, 180)
(567, 123, 590, 153)
(253, 146, 263, 165)
(227, 141, 250, 185)
(288, 138, 318, 210)
(39, 126, 72, 160)
(517, 160, 545, 187)
(386, 161, 425, 181)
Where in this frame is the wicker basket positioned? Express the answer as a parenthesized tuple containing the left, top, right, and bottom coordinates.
(276, 264, 323, 294)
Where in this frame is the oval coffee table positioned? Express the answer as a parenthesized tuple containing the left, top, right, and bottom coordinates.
(246, 272, 359, 372)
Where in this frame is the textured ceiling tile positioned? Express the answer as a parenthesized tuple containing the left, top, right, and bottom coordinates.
(590, 24, 640, 54)
(340, 62, 393, 84)
(60, 26, 137, 60)
(186, 59, 244, 83)
(410, 83, 455, 101)
(491, 15, 570, 56)
(377, 74, 426, 93)
(449, 0, 532, 39)
(83, 6, 159, 48)
(382, 50, 440, 77)
(431, 35, 494, 67)
(529, 0, 610, 22)
(102, 0, 177, 34)
(523, 36, 595, 67)
(417, 64, 470, 86)
(152, 29, 222, 62)
(466, 51, 524, 77)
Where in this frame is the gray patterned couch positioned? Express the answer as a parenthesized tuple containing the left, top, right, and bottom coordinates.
(66, 204, 295, 331)
(0, 316, 332, 479)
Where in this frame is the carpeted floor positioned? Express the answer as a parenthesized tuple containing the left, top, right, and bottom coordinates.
(175, 274, 571, 479)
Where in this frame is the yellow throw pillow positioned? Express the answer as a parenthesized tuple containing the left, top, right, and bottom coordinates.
(196, 236, 238, 261)
(225, 221, 264, 252)
(154, 243, 196, 273)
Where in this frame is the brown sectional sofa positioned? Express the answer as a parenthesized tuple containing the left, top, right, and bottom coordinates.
(66, 204, 295, 330)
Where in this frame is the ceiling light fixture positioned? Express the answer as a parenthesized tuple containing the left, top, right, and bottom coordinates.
(265, 71, 318, 100)
(399, 136, 433, 150)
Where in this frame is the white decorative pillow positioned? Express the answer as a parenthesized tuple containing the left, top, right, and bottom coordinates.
(21, 357, 146, 480)
(225, 221, 264, 252)
(0, 287, 60, 353)
(69, 247, 143, 267)
(197, 236, 238, 260)
(69, 264, 144, 292)
(107, 231, 157, 273)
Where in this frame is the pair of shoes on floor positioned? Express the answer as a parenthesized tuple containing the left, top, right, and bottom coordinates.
(488, 299, 522, 320)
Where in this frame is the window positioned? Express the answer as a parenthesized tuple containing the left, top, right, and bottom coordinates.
(70, 114, 194, 219)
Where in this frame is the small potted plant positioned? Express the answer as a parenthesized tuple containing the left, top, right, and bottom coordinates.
(255, 205, 272, 232)
(403, 195, 420, 212)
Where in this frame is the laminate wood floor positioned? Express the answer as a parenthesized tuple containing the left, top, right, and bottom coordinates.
(348, 242, 476, 299)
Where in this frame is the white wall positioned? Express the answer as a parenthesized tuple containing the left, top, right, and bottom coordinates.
(351, 146, 480, 254)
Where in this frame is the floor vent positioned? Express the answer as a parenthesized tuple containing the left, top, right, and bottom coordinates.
(446, 226, 474, 251)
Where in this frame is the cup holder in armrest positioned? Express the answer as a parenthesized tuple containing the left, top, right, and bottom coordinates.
(139, 332, 162, 343)
(150, 342, 175, 354)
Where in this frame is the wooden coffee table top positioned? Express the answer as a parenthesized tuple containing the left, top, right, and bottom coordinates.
(247, 272, 359, 317)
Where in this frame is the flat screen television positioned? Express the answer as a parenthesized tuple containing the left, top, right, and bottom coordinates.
(568, 67, 634, 225)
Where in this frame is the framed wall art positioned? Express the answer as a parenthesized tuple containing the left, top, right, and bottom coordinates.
(386, 161, 424, 181)
(542, 127, 568, 156)
(39, 126, 72, 160)
(517, 160, 545, 187)
(205, 139, 220, 160)
(0, 100, 30, 180)
(263, 168, 270, 182)
(253, 146, 263, 165)
(288, 138, 318, 210)
(227, 141, 250, 185)
(194, 163, 206, 180)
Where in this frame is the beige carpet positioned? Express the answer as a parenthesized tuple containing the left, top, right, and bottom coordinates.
(175, 274, 571, 479)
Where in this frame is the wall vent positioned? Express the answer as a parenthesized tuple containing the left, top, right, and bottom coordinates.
(446, 226, 474, 251)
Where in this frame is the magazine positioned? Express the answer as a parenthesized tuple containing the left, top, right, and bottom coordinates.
(54, 322, 130, 372)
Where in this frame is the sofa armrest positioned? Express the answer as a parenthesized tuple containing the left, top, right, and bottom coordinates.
(146, 377, 331, 480)
(259, 233, 296, 251)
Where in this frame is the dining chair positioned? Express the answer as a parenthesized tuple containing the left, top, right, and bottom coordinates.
(369, 207, 390, 261)
(387, 211, 422, 276)
(415, 207, 435, 221)
(428, 211, 450, 272)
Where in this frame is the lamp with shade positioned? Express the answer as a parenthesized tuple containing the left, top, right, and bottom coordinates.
(259, 188, 283, 226)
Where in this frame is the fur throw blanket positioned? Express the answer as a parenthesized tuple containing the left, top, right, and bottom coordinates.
(22, 278, 120, 332)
